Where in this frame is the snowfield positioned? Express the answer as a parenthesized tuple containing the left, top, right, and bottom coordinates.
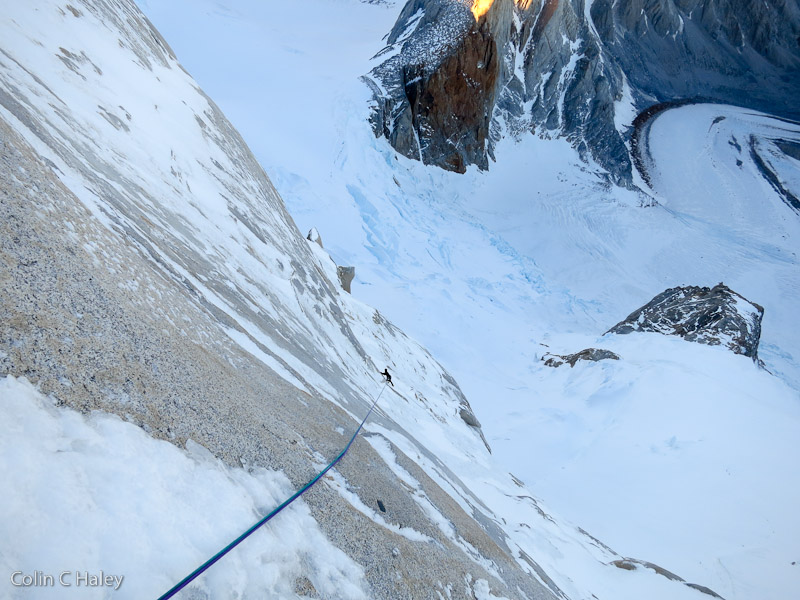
(1, 0, 798, 599)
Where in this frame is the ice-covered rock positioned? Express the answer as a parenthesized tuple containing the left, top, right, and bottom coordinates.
(365, 0, 502, 172)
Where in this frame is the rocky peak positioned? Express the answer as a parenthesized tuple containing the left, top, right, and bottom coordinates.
(606, 283, 764, 360)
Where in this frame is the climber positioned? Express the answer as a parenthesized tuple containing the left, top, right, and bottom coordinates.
(380, 367, 394, 387)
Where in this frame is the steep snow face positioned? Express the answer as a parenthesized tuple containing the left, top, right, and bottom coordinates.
(0, 0, 489, 445)
(135, 2, 800, 599)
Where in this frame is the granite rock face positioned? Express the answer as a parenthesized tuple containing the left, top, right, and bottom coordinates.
(606, 283, 764, 360)
(401, 21, 500, 172)
(366, 0, 800, 183)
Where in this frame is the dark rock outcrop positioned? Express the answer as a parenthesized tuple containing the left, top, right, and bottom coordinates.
(337, 265, 355, 293)
(401, 21, 500, 172)
(366, 0, 800, 183)
(606, 283, 764, 360)
(543, 348, 620, 368)
(459, 405, 492, 453)
(307, 227, 323, 248)
(459, 405, 481, 427)
(366, 0, 513, 172)
(507, 0, 631, 182)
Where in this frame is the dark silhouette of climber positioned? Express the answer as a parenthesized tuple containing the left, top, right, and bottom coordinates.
(380, 367, 394, 387)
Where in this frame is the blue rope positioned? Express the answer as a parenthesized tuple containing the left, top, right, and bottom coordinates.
(158, 382, 388, 600)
